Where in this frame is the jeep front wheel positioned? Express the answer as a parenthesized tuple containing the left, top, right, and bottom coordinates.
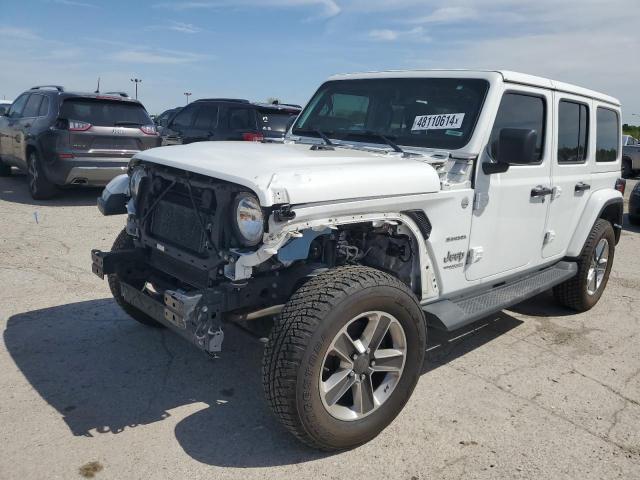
(553, 219, 615, 311)
(262, 265, 426, 451)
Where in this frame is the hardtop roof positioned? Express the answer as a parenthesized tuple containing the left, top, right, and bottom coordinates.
(327, 69, 620, 107)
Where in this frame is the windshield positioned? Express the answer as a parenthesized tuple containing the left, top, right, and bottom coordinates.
(293, 78, 489, 150)
(60, 98, 152, 126)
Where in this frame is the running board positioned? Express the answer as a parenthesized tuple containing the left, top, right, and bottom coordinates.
(423, 261, 578, 332)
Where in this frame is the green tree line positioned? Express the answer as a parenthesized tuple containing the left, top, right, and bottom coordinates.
(623, 124, 640, 139)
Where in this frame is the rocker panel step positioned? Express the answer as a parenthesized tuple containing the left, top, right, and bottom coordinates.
(423, 261, 578, 332)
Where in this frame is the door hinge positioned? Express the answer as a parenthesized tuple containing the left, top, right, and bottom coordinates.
(544, 230, 556, 244)
(473, 192, 489, 211)
(467, 246, 484, 264)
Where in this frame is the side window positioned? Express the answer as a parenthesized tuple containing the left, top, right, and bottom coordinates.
(557, 100, 589, 163)
(227, 108, 254, 131)
(490, 92, 546, 162)
(171, 105, 196, 129)
(596, 108, 619, 162)
(38, 96, 50, 117)
(8, 94, 29, 118)
(193, 104, 218, 130)
(22, 94, 43, 118)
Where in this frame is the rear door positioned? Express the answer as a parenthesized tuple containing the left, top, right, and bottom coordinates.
(543, 94, 592, 259)
(182, 103, 219, 144)
(466, 87, 553, 281)
(162, 104, 197, 145)
(59, 98, 158, 158)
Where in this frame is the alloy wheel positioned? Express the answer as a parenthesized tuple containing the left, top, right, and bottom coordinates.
(319, 311, 407, 421)
(587, 238, 609, 296)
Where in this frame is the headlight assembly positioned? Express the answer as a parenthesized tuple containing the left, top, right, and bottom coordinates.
(129, 167, 147, 198)
(232, 192, 264, 246)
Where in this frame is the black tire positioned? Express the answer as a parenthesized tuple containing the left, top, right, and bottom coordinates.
(0, 156, 11, 176)
(629, 215, 640, 226)
(262, 265, 426, 451)
(27, 150, 57, 200)
(553, 219, 615, 312)
(108, 229, 163, 328)
(622, 159, 632, 179)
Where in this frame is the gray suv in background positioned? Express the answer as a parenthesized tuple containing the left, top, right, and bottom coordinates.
(0, 86, 161, 199)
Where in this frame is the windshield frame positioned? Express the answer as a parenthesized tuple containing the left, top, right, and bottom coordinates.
(291, 77, 490, 152)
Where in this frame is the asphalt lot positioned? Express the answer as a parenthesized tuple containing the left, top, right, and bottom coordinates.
(0, 170, 639, 480)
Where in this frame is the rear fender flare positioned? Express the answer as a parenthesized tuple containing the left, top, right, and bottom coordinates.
(566, 190, 623, 257)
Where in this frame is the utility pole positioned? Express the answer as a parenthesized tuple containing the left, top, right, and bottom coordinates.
(130, 78, 142, 99)
(184, 92, 192, 104)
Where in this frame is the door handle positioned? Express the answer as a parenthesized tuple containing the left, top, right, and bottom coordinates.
(530, 185, 554, 198)
(574, 182, 591, 192)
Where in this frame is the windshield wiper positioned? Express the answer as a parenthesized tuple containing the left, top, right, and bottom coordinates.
(344, 131, 407, 155)
(293, 128, 335, 145)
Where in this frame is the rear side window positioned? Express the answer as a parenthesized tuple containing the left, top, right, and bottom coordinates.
(227, 107, 255, 131)
(596, 108, 619, 162)
(22, 94, 43, 118)
(60, 99, 151, 127)
(38, 96, 50, 117)
(193, 104, 218, 130)
(258, 108, 299, 133)
(171, 105, 196, 129)
(490, 93, 546, 162)
(557, 100, 589, 163)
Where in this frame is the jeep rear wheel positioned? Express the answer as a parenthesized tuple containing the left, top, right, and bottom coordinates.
(262, 265, 426, 451)
(108, 229, 163, 328)
(553, 219, 615, 312)
(27, 151, 57, 200)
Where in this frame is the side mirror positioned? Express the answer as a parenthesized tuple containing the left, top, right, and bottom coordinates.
(483, 128, 538, 174)
(0, 107, 7, 116)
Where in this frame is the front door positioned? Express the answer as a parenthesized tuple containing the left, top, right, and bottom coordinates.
(466, 87, 553, 281)
(543, 94, 592, 258)
(0, 93, 29, 164)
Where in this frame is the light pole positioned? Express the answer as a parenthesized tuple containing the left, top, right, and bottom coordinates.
(184, 92, 192, 104)
(130, 78, 142, 99)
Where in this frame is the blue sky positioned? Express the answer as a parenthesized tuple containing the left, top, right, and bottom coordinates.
(1, 0, 639, 122)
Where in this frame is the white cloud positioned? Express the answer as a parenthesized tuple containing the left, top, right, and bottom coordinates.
(411, 6, 477, 24)
(368, 26, 430, 43)
(153, 0, 341, 18)
(368, 29, 398, 41)
(109, 49, 208, 64)
(49, 0, 98, 8)
(0, 27, 41, 41)
(146, 22, 202, 34)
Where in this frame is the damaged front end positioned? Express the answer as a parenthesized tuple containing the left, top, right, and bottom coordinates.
(92, 162, 319, 354)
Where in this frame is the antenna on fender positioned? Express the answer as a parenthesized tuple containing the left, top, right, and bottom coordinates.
(95, 77, 100, 94)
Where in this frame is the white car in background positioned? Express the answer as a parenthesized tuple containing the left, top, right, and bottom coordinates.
(0, 100, 11, 116)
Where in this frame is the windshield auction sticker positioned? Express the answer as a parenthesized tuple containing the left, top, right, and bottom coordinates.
(412, 113, 465, 131)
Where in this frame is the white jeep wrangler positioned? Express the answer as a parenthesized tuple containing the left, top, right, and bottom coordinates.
(92, 70, 625, 451)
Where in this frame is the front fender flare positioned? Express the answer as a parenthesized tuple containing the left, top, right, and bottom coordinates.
(566, 190, 623, 257)
(225, 211, 439, 301)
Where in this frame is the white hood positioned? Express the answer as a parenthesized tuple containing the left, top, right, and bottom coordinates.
(134, 141, 441, 206)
